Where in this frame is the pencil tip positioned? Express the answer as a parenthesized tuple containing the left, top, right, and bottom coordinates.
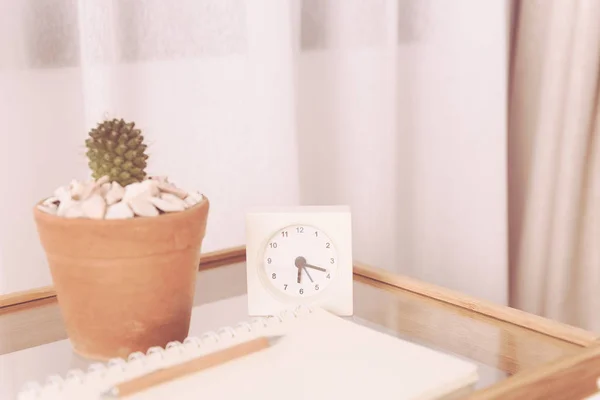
(100, 387, 119, 399)
(267, 335, 285, 345)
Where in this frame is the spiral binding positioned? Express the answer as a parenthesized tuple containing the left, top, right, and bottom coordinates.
(18, 305, 314, 399)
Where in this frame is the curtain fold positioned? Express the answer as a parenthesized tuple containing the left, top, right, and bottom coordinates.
(577, 85, 600, 330)
(509, 0, 600, 330)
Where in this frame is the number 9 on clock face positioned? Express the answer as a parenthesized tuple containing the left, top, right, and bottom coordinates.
(263, 225, 337, 298)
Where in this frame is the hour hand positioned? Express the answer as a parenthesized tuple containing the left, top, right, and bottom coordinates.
(304, 263, 327, 272)
(297, 267, 302, 283)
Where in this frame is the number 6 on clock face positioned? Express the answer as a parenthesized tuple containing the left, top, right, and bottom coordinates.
(263, 225, 337, 298)
(246, 206, 353, 317)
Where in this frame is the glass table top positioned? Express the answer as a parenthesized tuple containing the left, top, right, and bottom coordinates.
(0, 262, 588, 398)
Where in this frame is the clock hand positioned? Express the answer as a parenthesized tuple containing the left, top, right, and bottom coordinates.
(304, 263, 327, 272)
(294, 256, 306, 284)
(302, 266, 314, 283)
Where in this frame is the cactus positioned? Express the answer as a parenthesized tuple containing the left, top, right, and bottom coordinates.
(85, 118, 149, 187)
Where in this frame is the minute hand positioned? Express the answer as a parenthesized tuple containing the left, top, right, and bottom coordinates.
(304, 263, 327, 272)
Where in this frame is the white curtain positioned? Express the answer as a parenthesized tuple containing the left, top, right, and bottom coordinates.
(0, 0, 509, 304)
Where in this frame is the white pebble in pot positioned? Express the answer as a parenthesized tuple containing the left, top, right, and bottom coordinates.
(37, 176, 203, 220)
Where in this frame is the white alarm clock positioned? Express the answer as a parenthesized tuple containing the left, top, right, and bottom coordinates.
(246, 206, 353, 316)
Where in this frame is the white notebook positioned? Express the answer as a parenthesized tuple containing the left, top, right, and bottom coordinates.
(18, 306, 478, 400)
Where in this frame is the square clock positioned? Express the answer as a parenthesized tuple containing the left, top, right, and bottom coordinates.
(246, 206, 353, 316)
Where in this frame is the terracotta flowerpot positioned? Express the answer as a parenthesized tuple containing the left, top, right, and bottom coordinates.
(32, 197, 209, 361)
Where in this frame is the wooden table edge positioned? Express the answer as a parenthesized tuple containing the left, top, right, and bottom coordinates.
(353, 262, 598, 347)
(2, 246, 597, 349)
(464, 341, 600, 399)
(2, 246, 599, 398)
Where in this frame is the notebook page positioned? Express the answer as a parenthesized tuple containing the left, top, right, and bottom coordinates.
(126, 309, 478, 400)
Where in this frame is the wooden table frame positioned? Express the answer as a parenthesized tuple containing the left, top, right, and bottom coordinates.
(1, 246, 599, 399)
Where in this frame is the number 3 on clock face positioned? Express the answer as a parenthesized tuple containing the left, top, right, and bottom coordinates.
(263, 225, 338, 298)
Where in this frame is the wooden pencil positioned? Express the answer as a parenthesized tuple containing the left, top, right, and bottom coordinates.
(102, 337, 272, 398)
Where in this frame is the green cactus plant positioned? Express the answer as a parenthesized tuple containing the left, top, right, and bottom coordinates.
(85, 118, 149, 187)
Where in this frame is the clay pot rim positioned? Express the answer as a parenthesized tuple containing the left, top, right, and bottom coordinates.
(33, 196, 209, 227)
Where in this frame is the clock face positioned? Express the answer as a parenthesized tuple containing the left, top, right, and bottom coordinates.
(262, 224, 338, 298)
